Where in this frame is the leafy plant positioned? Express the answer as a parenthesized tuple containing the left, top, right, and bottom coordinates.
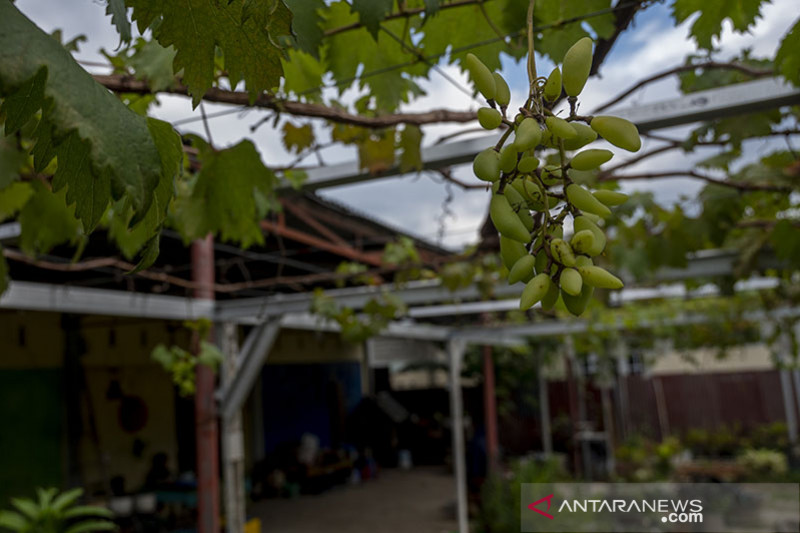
(150, 319, 223, 396)
(0, 488, 115, 533)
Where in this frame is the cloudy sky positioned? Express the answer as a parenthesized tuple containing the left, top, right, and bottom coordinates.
(15, 0, 799, 250)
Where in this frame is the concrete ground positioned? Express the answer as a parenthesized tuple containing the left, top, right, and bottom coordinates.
(250, 467, 458, 533)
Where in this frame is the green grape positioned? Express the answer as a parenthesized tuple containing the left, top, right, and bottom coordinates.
(508, 254, 536, 284)
(534, 249, 548, 274)
(562, 123, 598, 150)
(512, 178, 548, 210)
(473, 148, 500, 182)
(593, 189, 629, 206)
(562, 285, 594, 316)
(590, 115, 641, 152)
(493, 72, 511, 107)
(540, 166, 562, 186)
(570, 229, 595, 255)
(565, 183, 611, 217)
(577, 265, 624, 289)
(550, 238, 576, 267)
(520, 273, 552, 311)
(560, 267, 583, 296)
(513, 118, 542, 151)
(574, 215, 606, 256)
(545, 116, 577, 139)
(581, 212, 603, 224)
(541, 280, 560, 311)
(562, 37, 593, 97)
(490, 193, 531, 243)
(543, 67, 562, 102)
(478, 107, 503, 130)
(518, 156, 539, 173)
(500, 235, 527, 270)
(464, 53, 496, 100)
(570, 149, 613, 171)
(499, 144, 518, 173)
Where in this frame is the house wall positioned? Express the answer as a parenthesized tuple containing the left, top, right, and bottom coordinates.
(0, 310, 190, 498)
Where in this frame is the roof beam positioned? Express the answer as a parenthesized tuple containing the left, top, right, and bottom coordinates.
(0, 281, 214, 320)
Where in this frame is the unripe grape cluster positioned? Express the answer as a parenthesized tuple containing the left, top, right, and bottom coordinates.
(465, 38, 641, 316)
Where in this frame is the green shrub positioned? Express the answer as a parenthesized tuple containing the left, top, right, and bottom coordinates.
(0, 488, 115, 533)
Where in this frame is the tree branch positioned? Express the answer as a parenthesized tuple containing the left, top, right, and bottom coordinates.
(598, 170, 791, 192)
(323, 0, 484, 37)
(593, 61, 773, 113)
(95, 74, 476, 128)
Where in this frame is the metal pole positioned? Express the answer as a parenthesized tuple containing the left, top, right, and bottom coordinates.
(221, 323, 246, 533)
(482, 344, 500, 473)
(538, 354, 552, 457)
(448, 338, 468, 533)
(192, 235, 220, 533)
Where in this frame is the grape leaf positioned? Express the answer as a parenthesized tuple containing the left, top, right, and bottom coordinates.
(422, 2, 506, 71)
(50, 132, 110, 232)
(358, 130, 395, 174)
(671, 0, 765, 49)
(398, 124, 422, 173)
(105, 0, 132, 44)
(173, 139, 277, 247)
(127, 0, 293, 105)
(0, 182, 33, 221)
(128, 40, 177, 92)
(534, 0, 615, 62)
(424, 0, 441, 17)
(282, 122, 315, 153)
(0, 138, 26, 189)
(282, 49, 325, 99)
(324, 2, 429, 110)
(0, 2, 179, 230)
(17, 181, 81, 255)
(775, 19, 800, 86)
(284, 0, 326, 58)
(771, 220, 800, 267)
(351, 0, 394, 39)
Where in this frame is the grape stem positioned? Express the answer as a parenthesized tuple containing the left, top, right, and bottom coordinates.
(526, 0, 537, 96)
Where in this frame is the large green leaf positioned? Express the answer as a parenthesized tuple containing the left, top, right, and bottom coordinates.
(0, 2, 180, 232)
(324, 1, 428, 110)
(671, 0, 765, 49)
(351, 0, 394, 39)
(173, 139, 277, 247)
(17, 181, 82, 255)
(284, 0, 326, 58)
(106, 0, 132, 44)
(775, 19, 800, 86)
(126, 0, 293, 104)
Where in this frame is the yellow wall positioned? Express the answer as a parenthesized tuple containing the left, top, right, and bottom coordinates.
(0, 313, 366, 494)
(0, 311, 190, 494)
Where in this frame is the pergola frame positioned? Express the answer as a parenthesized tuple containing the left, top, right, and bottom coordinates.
(1, 76, 798, 533)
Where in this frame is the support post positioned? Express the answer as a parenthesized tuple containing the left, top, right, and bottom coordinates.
(448, 338, 468, 533)
(192, 235, 220, 533)
(538, 354, 552, 457)
(221, 323, 246, 533)
(482, 344, 499, 473)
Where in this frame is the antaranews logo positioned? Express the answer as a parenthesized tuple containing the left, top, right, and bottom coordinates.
(527, 495, 703, 523)
(521, 482, 800, 533)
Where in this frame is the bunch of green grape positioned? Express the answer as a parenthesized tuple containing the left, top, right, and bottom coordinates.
(464, 38, 641, 316)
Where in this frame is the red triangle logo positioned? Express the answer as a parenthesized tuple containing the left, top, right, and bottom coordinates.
(528, 493, 555, 520)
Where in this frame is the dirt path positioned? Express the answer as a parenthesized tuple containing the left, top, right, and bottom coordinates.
(250, 467, 458, 533)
